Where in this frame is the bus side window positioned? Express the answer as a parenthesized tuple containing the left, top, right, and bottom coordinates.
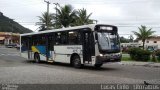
(68, 30, 81, 45)
(39, 35, 46, 45)
(61, 32, 67, 44)
(55, 33, 60, 45)
(48, 33, 54, 50)
(21, 37, 28, 51)
(55, 32, 67, 45)
(77, 31, 81, 44)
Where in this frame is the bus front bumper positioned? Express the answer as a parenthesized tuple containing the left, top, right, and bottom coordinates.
(95, 55, 121, 64)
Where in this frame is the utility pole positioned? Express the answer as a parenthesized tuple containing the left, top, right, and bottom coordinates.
(44, 0, 50, 29)
(9, 19, 14, 44)
(53, 3, 59, 28)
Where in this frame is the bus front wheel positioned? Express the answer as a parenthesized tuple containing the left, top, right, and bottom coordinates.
(34, 53, 40, 63)
(72, 55, 82, 68)
(95, 64, 103, 68)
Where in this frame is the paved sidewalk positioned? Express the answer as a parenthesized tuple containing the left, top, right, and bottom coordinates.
(121, 61, 160, 68)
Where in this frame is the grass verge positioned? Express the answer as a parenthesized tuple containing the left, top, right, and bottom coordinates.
(122, 56, 132, 61)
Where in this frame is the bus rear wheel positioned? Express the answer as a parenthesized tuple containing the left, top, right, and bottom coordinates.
(72, 55, 82, 68)
(34, 53, 40, 63)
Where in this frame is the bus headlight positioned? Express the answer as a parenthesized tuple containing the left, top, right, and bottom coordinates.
(115, 53, 122, 57)
(117, 53, 122, 56)
(99, 54, 103, 56)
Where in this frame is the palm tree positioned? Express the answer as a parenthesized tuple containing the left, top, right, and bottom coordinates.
(132, 25, 155, 49)
(53, 4, 77, 28)
(75, 8, 93, 26)
(37, 12, 53, 31)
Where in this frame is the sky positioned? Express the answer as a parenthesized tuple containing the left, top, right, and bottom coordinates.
(0, 0, 160, 38)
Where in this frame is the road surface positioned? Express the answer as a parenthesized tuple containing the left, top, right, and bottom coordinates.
(0, 47, 159, 89)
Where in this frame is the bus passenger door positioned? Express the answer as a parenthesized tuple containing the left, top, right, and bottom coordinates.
(82, 30, 93, 63)
(47, 34, 54, 61)
(27, 37, 32, 60)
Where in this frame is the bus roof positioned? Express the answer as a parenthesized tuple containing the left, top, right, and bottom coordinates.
(20, 24, 116, 36)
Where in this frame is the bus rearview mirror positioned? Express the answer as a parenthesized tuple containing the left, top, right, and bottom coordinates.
(95, 40, 98, 44)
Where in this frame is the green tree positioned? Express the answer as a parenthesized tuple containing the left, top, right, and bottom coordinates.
(132, 25, 155, 49)
(53, 4, 77, 28)
(128, 35, 134, 42)
(75, 8, 93, 26)
(120, 36, 130, 43)
(37, 12, 53, 31)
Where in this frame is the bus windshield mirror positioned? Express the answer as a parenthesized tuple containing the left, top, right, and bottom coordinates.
(95, 40, 98, 44)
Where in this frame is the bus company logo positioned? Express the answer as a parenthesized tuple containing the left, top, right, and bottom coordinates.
(67, 47, 81, 49)
(73, 50, 78, 53)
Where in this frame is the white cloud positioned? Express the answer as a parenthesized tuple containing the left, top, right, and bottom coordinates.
(0, 0, 160, 34)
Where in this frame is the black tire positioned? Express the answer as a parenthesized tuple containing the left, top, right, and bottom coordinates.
(95, 64, 103, 68)
(72, 55, 82, 68)
(34, 53, 40, 63)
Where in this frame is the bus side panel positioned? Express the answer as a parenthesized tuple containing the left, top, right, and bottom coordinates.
(54, 45, 83, 64)
(94, 42, 100, 65)
(21, 51, 28, 59)
(39, 54, 47, 61)
(20, 44, 29, 59)
(31, 45, 48, 61)
(20, 49, 34, 60)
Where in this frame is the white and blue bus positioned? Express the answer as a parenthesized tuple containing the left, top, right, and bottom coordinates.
(20, 24, 121, 68)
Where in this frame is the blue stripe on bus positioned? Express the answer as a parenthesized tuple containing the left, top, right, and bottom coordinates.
(35, 45, 50, 57)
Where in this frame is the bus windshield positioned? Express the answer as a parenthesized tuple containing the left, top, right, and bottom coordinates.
(97, 32, 120, 52)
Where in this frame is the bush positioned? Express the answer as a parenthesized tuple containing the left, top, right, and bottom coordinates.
(155, 50, 160, 61)
(128, 48, 139, 59)
(128, 48, 151, 61)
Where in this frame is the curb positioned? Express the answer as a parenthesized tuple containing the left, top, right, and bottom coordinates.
(121, 61, 160, 68)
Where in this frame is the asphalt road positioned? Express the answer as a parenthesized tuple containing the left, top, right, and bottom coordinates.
(0, 46, 160, 89)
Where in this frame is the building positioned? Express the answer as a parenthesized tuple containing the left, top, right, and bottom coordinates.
(120, 42, 142, 52)
(121, 36, 160, 51)
(0, 32, 20, 45)
(137, 36, 160, 50)
(121, 42, 142, 48)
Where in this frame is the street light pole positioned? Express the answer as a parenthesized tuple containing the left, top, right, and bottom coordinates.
(44, 0, 50, 29)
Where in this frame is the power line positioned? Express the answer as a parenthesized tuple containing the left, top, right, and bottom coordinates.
(117, 25, 160, 28)
(17, 22, 37, 23)
(16, 23, 160, 28)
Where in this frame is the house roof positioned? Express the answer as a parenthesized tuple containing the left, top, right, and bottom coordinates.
(0, 37, 5, 40)
(0, 32, 19, 36)
(147, 36, 160, 41)
(137, 36, 160, 41)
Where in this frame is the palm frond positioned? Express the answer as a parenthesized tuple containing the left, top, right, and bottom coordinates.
(132, 25, 155, 49)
